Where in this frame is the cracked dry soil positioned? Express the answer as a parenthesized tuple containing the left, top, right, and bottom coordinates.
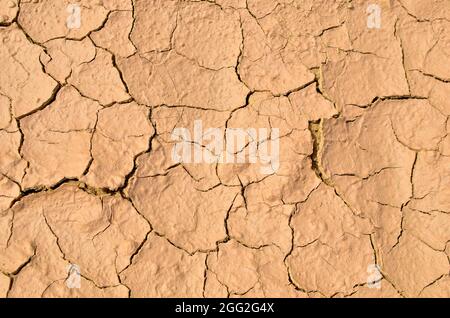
(1, 0, 450, 298)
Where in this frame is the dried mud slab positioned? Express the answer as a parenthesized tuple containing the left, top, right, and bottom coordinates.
(18, 0, 110, 43)
(120, 233, 206, 298)
(20, 86, 101, 189)
(0, 24, 58, 117)
(0, 0, 449, 298)
(82, 102, 154, 190)
(1, 184, 149, 297)
(206, 240, 307, 297)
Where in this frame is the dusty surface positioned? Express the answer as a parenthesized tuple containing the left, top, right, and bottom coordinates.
(1, 0, 449, 298)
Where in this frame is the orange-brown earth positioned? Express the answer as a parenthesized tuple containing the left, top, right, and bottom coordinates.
(0, 0, 449, 298)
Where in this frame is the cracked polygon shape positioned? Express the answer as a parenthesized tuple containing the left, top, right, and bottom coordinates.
(42, 37, 97, 84)
(128, 165, 239, 253)
(333, 168, 412, 209)
(207, 240, 306, 297)
(174, 2, 242, 70)
(403, 207, 450, 251)
(239, 36, 315, 95)
(228, 201, 294, 254)
(120, 233, 206, 298)
(118, 52, 249, 110)
(0, 25, 58, 117)
(237, 10, 315, 95)
(42, 187, 150, 287)
(410, 151, 450, 213)
(291, 184, 373, 246)
(18, 0, 109, 43)
(82, 102, 154, 190)
(399, 18, 450, 81)
(288, 83, 338, 121)
(21, 86, 101, 189)
(321, 51, 410, 109)
(389, 99, 447, 151)
(287, 234, 374, 297)
(217, 92, 316, 188)
(131, 0, 178, 53)
(68, 48, 130, 106)
(142, 106, 229, 190)
(0, 195, 69, 297)
(1, 183, 149, 294)
(322, 101, 417, 178)
(90, 10, 136, 58)
(383, 233, 449, 297)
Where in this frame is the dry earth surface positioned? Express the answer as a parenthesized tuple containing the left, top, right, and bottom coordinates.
(1, 0, 450, 298)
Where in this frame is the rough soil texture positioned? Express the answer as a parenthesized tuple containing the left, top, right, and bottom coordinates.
(1, 0, 450, 298)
